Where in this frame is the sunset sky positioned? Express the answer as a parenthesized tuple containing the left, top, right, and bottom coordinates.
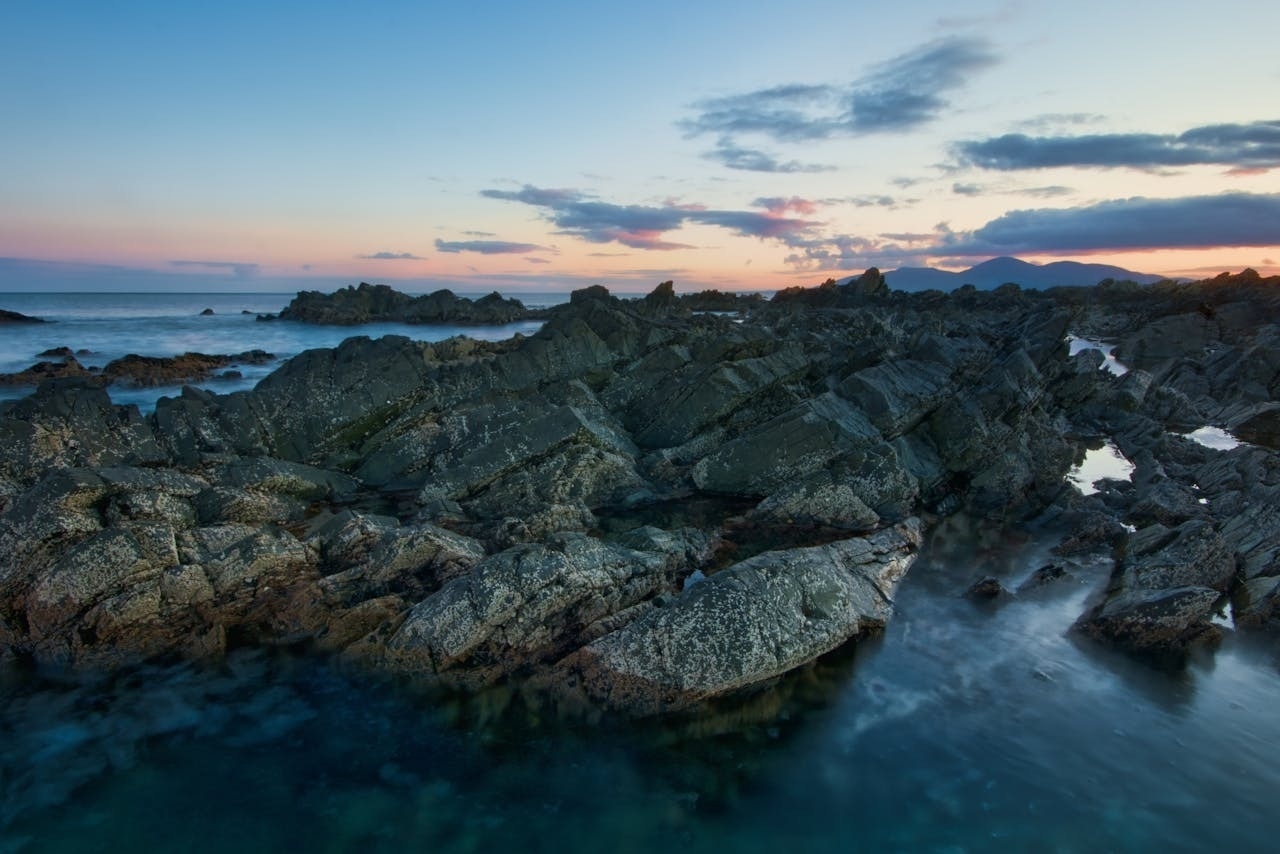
(3, 0, 1279, 293)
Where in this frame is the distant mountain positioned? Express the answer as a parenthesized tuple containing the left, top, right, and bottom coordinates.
(875, 257, 1166, 292)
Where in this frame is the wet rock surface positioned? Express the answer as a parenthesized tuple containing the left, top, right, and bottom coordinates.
(1, 271, 1278, 714)
(0, 351, 276, 389)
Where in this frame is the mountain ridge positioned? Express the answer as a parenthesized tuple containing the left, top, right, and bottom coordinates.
(864, 256, 1168, 292)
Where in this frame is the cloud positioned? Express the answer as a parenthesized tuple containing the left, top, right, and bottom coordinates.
(682, 36, 997, 150)
(952, 182, 984, 196)
(169, 259, 259, 277)
(937, 192, 1280, 254)
(752, 196, 821, 216)
(703, 138, 834, 173)
(1012, 112, 1106, 132)
(847, 37, 999, 133)
(777, 192, 1280, 272)
(433, 239, 548, 255)
(1020, 185, 1074, 198)
(955, 119, 1280, 171)
(482, 184, 820, 250)
(357, 251, 425, 260)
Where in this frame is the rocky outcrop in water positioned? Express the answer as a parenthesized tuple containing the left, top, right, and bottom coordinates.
(0, 351, 275, 389)
(275, 282, 538, 325)
(0, 308, 45, 324)
(1, 270, 1278, 712)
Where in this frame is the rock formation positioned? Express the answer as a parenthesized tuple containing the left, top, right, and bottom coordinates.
(275, 282, 539, 325)
(1, 270, 1278, 714)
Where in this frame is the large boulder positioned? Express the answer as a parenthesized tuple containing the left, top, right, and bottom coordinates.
(551, 520, 921, 716)
(1075, 519, 1235, 655)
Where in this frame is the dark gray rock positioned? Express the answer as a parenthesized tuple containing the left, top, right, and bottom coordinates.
(380, 532, 681, 688)
(549, 519, 921, 716)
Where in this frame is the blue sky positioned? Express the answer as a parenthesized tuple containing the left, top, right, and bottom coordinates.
(2, 0, 1279, 292)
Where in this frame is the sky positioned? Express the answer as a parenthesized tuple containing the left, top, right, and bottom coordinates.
(2, 0, 1279, 293)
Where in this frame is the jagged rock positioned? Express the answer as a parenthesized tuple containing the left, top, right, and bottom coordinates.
(1076, 586, 1224, 655)
(965, 576, 1008, 600)
(312, 510, 485, 605)
(751, 471, 880, 532)
(0, 381, 166, 484)
(279, 282, 533, 325)
(0, 308, 45, 324)
(1017, 563, 1072, 593)
(1074, 519, 1235, 654)
(1234, 576, 1280, 630)
(101, 350, 274, 387)
(838, 359, 952, 438)
(1114, 314, 1216, 370)
(0, 357, 96, 386)
(379, 533, 681, 687)
(548, 520, 920, 716)
(1229, 403, 1280, 450)
(692, 393, 882, 496)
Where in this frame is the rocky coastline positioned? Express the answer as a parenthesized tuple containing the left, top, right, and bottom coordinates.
(1, 270, 1277, 717)
(0, 350, 276, 389)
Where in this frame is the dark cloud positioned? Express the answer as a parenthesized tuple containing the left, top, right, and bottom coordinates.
(357, 251, 425, 260)
(433, 239, 547, 255)
(482, 184, 820, 250)
(937, 193, 1280, 254)
(1020, 185, 1074, 198)
(682, 84, 841, 142)
(955, 120, 1280, 171)
(1012, 112, 1106, 132)
(169, 260, 259, 278)
(703, 138, 833, 173)
(847, 37, 998, 133)
(683, 36, 997, 153)
(952, 182, 984, 196)
(777, 192, 1280, 272)
(846, 195, 899, 208)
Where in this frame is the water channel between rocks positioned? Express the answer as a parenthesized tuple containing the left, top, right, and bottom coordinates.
(4, 513, 1278, 852)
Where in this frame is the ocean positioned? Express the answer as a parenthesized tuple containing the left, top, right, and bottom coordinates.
(2, 292, 1279, 851)
(0, 291, 562, 411)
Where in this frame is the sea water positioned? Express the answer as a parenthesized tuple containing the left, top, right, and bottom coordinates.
(0, 292, 560, 411)
(3, 514, 1279, 852)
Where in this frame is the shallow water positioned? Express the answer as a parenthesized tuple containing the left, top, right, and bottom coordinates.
(1066, 441, 1135, 495)
(1181, 426, 1243, 451)
(0, 292, 554, 411)
(4, 516, 1278, 852)
(1067, 335, 1128, 377)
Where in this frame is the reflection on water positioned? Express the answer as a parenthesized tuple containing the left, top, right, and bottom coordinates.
(1181, 426, 1243, 451)
(1066, 441, 1135, 495)
(1068, 335, 1128, 376)
(3, 515, 1280, 851)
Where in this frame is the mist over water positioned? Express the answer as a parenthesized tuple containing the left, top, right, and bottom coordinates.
(0, 292, 556, 411)
(4, 514, 1278, 852)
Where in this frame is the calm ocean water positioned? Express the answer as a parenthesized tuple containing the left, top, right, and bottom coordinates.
(2, 293, 1279, 851)
(0, 292, 564, 411)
